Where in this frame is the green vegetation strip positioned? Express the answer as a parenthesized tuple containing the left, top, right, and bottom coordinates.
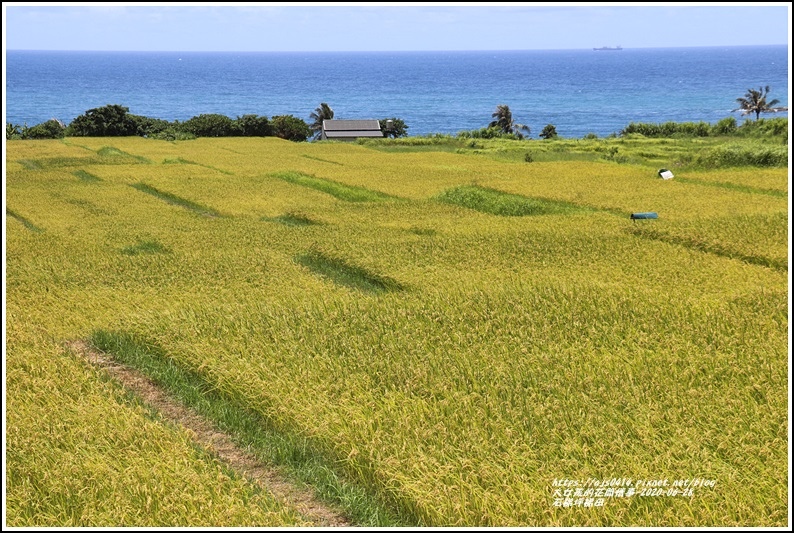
(162, 157, 233, 175)
(73, 170, 102, 182)
(17, 160, 43, 170)
(39, 157, 104, 168)
(629, 227, 787, 272)
(691, 143, 788, 168)
(60, 139, 96, 152)
(435, 185, 584, 216)
(266, 212, 322, 227)
(130, 183, 224, 217)
(20, 151, 149, 170)
(408, 226, 437, 236)
(63, 198, 111, 216)
(301, 155, 344, 165)
(6, 209, 43, 233)
(674, 177, 787, 198)
(121, 239, 171, 256)
(271, 171, 396, 202)
(97, 146, 151, 164)
(88, 330, 407, 527)
(296, 250, 404, 293)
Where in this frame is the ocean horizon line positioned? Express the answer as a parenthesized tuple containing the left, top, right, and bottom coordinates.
(6, 43, 788, 54)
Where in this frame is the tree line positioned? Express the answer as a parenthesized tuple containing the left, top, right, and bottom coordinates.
(5, 103, 409, 142)
(6, 87, 787, 141)
(465, 86, 787, 140)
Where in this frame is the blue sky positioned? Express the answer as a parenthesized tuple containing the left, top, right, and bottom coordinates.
(3, 2, 791, 52)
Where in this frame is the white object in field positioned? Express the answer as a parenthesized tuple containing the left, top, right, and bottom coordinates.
(659, 170, 674, 180)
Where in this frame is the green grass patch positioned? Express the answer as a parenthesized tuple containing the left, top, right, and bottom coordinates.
(296, 249, 404, 293)
(120, 239, 171, 256)
(301, 155, 344, 165)
(73, 170, 102, 182)
(673, 177, 787, 198)
(435, 185, 584, 216)
(20, 157, 97, 169)
(162, 157, 233, 175)
(266, 212, 323, 227)
(6, 208, 44, 233)
(162, 157, 191, 165)
(271, 171, 396, 202)
(60, 138, 96, 152)
(63, 198, 111, 216)
(408, 226, 437, 236)
(691, 143, 788, 168)
(17, 159, 43, 170)
(357, 135, 464, 153)
(97, 146, 151, 164)
(360, 134, 789, 169)
(130, 183, 224, 217)
(16, 148, 150, 168)
(88, 330, 407, 527)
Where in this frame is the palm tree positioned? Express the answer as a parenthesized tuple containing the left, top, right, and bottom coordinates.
(309, 102, 334, 140)
(733, 86, 787, 121)
(489, 104, 530, 139)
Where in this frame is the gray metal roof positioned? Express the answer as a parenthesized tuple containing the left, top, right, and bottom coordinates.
(324, 130, 385, 138)
(322, 119, 381, 131)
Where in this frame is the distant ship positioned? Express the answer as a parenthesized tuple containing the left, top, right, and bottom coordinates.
(593, 45, 623, 51)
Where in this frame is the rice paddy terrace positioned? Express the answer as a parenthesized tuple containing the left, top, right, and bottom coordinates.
(5, 136, 789, 526)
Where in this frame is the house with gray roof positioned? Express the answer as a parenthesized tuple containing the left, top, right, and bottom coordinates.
(321, 119, 384, 141)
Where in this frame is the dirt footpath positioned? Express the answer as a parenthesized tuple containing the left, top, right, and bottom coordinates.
(68, 340, 351, 527)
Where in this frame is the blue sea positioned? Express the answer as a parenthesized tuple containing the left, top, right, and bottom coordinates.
(4, 46, 789, 139)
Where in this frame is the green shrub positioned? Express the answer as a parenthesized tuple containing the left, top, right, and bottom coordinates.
(271, 115, 311, 142)
(23, 119, 66, 139)
(621, 117, 787, 141)
(379, 118, 409, 138)
(620, 121, 710, 138)
(457, 126, 522, 140)
(694, 143, 788, 168)
(736, 117, 788, 140)
(234, 115, 273, 137)
(539, 124, 558, 139)
(711, 117, 737, 136)
(181, 114, 240, 137)
(6, 123, 23, 140)
(130, 115, 173, 137)
(150, 129, 197, 141)
(66, 104, 138, 136)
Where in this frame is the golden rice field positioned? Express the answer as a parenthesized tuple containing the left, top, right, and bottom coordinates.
(5, 136, 789, 526)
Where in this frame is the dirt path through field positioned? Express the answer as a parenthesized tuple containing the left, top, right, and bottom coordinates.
(68, 340, 351, 527)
